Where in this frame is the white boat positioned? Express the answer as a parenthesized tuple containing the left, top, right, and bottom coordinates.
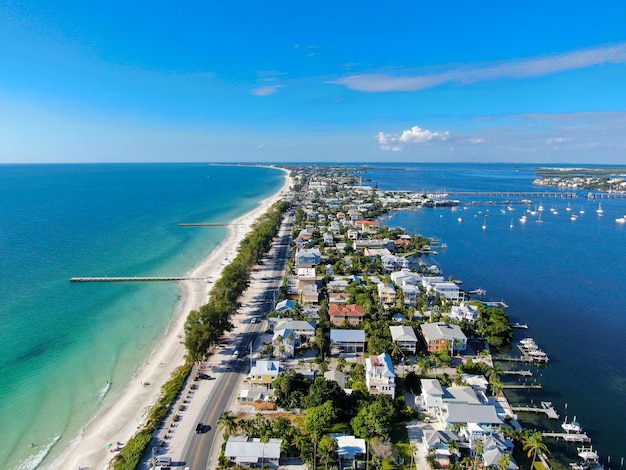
(519, 215, 527, 223)
(566, 202, 572, 211)
(507, 206, 514, 211)
(579, 206, 585, 214)
(536, 212, 543, 223)
(562, 416, 583, 433)
(616, 216, 626, 224)
(512, 322, 528, 329)
(571, 214, 578, 221)
(578, 446, 599, 462)
(509, 219, 514, 228)
(457, 217, 464, 223)
(482, 217, 487, 230)
(538, 202, 544, 212)
(596, 203, 604, 216)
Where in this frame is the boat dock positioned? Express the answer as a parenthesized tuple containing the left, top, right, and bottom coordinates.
(502, 370, 533, 376)
(70, 277, 207, 282)
(543, 432, 591, 443)
(502, 384, 542, 390)
(512, 401, 560, 419)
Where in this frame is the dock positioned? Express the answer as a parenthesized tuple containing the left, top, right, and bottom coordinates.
(70, 277, 207, 282)
(502, 384, 542, 390)
(511, 401, 559, 419)
(502, 370, 533, 376)
(543, 432, 591, 443)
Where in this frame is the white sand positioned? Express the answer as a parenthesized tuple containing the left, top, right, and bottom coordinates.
(53, 168, 291, 470)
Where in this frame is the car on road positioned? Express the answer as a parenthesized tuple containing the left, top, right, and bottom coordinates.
(232, 350, 239, 358)
(196, 422, 204, 434)
(250, 318, 257, 324)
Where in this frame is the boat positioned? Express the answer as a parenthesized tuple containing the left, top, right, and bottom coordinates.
(519, 215, 527, 223)
(571, 214, 578, 221)
(562, 416, 583, 433)
(509, 218, 514, 228)
(616, 216, 626, 224)
(578, 445, 600, 462)
(538, 202, 544, 212)
(566, 202, 572, 211)
(579, 206, 585, 214)
(536, 212, 543, 223)
(457, 217, 464, 223)
(512, 322, 528, 329)
(596, 203, 604, 216)
(482, 217, 487, 230)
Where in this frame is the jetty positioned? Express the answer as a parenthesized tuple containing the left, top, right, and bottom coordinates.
(502, 370, 533, 376)
(543, 432, 591, 443)
(502, 384, 542, 390)
(512, 401, 559, 419)
(178, 223, 246, 226)
(70, 277, 207, 282)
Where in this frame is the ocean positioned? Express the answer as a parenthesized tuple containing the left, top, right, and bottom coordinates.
(0, 163, 285, 470)
(365, 163, 626, 467)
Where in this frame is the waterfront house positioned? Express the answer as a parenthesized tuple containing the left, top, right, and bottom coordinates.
(329, 303, 364, 326)
(449, 302, 478, 322)
(330, 329, 366, 355)
(401, 284, 420, 307)
(389, 325, 418, 354)
(431, 281, 463, 302)
(224, 436, 282, 468)
(422, 429, 460, 467)
(420, 322, 467, 354)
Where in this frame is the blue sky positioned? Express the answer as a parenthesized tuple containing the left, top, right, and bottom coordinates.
(1, 1, 626, 163)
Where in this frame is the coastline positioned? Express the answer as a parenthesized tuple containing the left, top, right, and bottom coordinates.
(50, 168, 291, 470)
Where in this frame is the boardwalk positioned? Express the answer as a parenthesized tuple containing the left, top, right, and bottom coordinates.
(70, 277, 207, 282)
(543, 432, 591, 443)
(502, 370, 533, 376)
(502, 384, 542, 389)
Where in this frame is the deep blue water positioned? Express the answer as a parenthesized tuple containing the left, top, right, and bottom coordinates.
(366, 163, 626, 467)
(0, 163, 285, 469)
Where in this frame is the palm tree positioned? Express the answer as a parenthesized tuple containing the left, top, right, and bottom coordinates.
(523, 432, 549, 468)
(497, 453, 512, 470)
(217, 410, 238, 436)
(417, 355, 432, 376)
(426, 448, 438, 469)
(448, 439, 460, 464)
(490, 379, 504, 397)
(473, 438, 484, 470)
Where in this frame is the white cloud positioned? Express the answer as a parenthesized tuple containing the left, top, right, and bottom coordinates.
(250, 85, 284, 96)
(467, 138, 485, 144)
(332, 42, 626, 92)
(546, 137, 573, 144)
(377, 125, 450, 151)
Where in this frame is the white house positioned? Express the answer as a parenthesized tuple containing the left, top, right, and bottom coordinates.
(295, 247, 322, 268)
(330, 434, 366, 470)
(449, 303, 478, 322)
(365, 352, 396, 397)
(402, 284, 420, 307)
(389, 325, 418, 354)
(224, 436, 282, 468)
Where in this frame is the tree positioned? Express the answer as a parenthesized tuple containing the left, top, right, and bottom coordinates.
(523, 432, 549, 468)
(217, 411, 238, 436)
(318, 434, 338, 470)
(497, 452, 512, 470)
(306, 401, 338, 470)
(305, 377, 346, 410)
(417, 355, 432, 376)
(351, 394, 397, 441)
(473, 438, 484, 470)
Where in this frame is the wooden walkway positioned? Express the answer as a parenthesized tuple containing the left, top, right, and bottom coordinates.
(70, 277, 206, 282)
(543, 432, 591, 443)
(502, 384, 542, 389)
(502, 370, 533, 376)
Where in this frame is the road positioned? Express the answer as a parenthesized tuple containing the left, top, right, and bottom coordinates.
(178, 209, 294, 469)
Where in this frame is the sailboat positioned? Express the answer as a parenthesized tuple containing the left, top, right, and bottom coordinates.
(596, 203, 604, 216)
(566, 201, 572, 212)
(509, 218, 514, 228)
(482, 217, 487, 230)
(536, 212, 543, 223)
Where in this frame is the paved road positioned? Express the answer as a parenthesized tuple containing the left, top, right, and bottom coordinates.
(179, 209, 294, 469)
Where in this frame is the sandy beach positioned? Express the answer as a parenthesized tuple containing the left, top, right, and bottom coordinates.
(52, 168, 291, 470)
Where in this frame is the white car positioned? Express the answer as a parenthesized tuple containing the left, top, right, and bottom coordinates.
(232, 350, 239, 358)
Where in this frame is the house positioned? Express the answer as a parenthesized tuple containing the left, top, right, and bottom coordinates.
(389, 325, 418, 354)
(481, 435, 519, 469)
(295, 247, 322, 268)
(274, 299, 296, 314)
(401, 284, 420, 307)
(248, 360, 281, 388)
(366, 352, 396, 397)
(323, 232, 334, 245)
(330, 329, 366, 355)
(327, 279, 350, 292)
(432, 281, 463, 302)
(377, 283, 396, 306)
(420, 378, 445, 413)
(272, 329, 299, 358)
(224, 436, 282, 468)
(324, 369, 346, 389)
(363, 247, 392, 259)
(330, 434, 366, 470)
(274, 320, 316, 337)
(420, 322, 467, 354)
(297, 268, 319, 303)
(381, 254, 410, 273)
(329, 303, 364, 326)
(238, 388, 276, 410)
(330, 290, 352, 303)
(354, 239, 395, 251)
(449, 302, 479, 322)
(422, 429, 460, 466)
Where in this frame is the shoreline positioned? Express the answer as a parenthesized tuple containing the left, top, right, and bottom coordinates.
(50, 168, 291, 470)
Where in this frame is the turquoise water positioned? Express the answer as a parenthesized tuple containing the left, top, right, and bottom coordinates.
(366, 163, 626, 467)
(0, 164, 285, 469)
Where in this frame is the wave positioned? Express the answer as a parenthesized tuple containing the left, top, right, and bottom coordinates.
(98, 381, 112, 400)
(15, 435, 61, 470)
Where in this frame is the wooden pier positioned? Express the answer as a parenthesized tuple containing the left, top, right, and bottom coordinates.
(70, 277, 207, 282)
(543, 432, 591, 443)
(512, 401, 559, 419)
(502, 370, 533, 376)
(433, 191, 578, 199)
(502, 384, 542, 390)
